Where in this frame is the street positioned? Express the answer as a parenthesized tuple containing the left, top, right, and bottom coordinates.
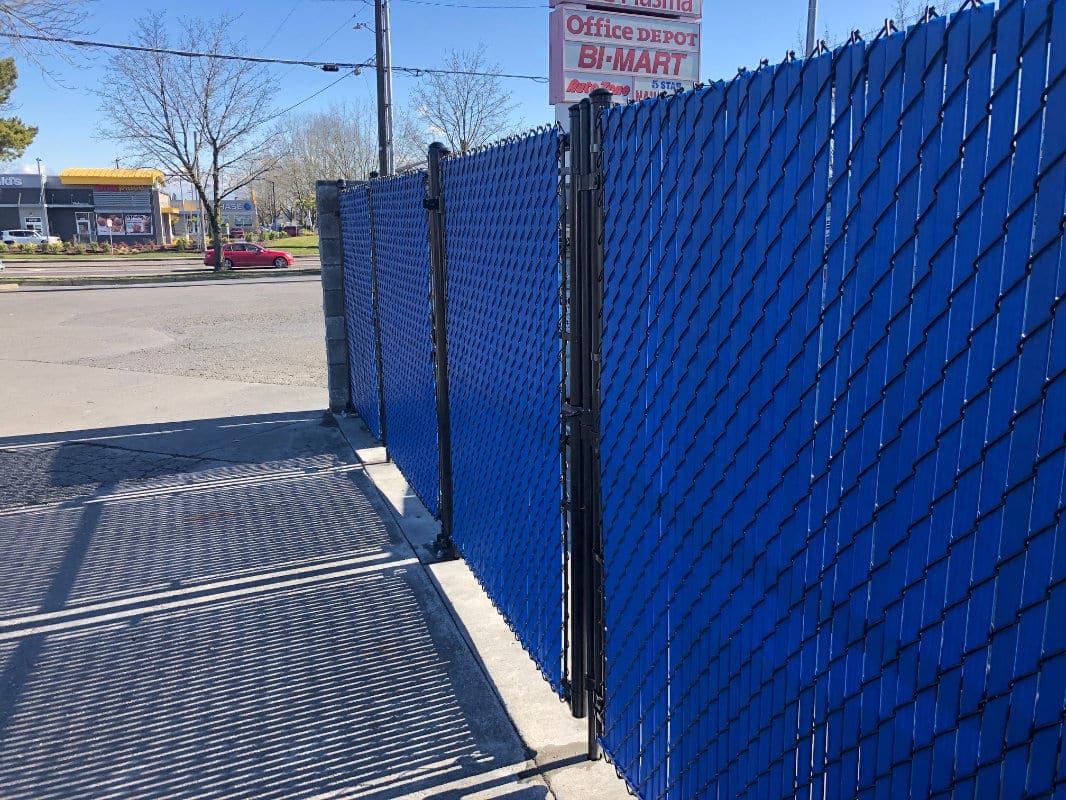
(0, 255, 321, 280)
(0, 276, 328, 435)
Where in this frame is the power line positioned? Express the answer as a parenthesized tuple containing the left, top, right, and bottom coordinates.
(0, 31, 547, 81)
(261, 0, 305, 51)
(273, 68, 363, 118)
(378, 0, 546, 7)
(0, 32, 366, 69)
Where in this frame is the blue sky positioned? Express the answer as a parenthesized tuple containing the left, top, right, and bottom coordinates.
(2, 0, 921, 174)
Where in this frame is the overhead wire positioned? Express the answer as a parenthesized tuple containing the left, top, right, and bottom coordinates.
(0, 31, 547, 81)
(260, 0, 305, 51)
(371, 0, 545, 8)
(272, 67, 365, 118)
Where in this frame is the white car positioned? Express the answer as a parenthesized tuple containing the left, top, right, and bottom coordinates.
(1, 229, 60, 245)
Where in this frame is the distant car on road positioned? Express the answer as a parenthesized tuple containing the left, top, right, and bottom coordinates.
(203, 242, 294, 269)
(229, 228, 246, 239)
(1, 229, 61, 246)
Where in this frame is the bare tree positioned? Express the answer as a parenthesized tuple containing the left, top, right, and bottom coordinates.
(411, 44, 517, 155)
(261, 100, 425, 229)
(0, 0, 89, 60)
(96, 13, 277, 270)
(893, 0, 926, 29)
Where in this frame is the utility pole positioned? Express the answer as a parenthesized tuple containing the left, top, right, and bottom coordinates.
(805, 0, 818, 56)
(375, 0, 395, 176)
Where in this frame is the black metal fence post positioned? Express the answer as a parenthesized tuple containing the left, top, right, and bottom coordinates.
(567, 98, 588, 723)
(366, 182, 389, 453)
(585, 87, 610, 762)
(558, 126, 573, 702)
(566, 89, 610, 759)
(425, 142, 457, 559)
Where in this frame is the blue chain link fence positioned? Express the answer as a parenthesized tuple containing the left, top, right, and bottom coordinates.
(330, 1, 1064, 792)
(339, 185, 382, 440)
(441, 129, 566, 692)
(598, 0, 1064, 797)
(370, 172, 440, 517)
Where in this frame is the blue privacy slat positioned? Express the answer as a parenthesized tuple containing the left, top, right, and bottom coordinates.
(598, 1, 1065, 797)
(339, 185, 382, 439)
(440, 129, 565, 693)
(370, 172, 440, 517)
(334, 1, 1064, 794)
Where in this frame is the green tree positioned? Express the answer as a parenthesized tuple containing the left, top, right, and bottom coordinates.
(0, 58, 36, 160)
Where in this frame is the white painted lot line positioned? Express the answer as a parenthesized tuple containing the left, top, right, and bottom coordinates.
(0, 461, 366, 517)
(0, 555, 418, 641)
(0, 551, 398, 631)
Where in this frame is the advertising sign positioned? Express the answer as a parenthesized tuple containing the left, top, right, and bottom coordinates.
(549, 0, 702, 18)
(94, 184, 145, 192)
(124, 213, 153, 235)
(550, 6, 701, 104)
(96, 213, 124, 236)
(220, 200, 254, 212)
(0, 174, 42, 188)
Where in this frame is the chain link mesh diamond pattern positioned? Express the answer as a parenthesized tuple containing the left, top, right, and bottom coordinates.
(598, 1, 1065, 797)
(370, 173, 440, 517)
(339, 185, 382, 439)
(440, 130, 565, 692)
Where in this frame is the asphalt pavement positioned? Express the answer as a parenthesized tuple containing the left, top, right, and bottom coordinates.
(0, 254, 321, 279)
(0, 279, 630, 799)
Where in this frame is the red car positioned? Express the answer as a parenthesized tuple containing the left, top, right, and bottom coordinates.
(203, 242, 294, 269)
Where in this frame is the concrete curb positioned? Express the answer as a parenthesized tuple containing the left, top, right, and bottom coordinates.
(0, 254, 318, 266)
(0, 268, 321, 288)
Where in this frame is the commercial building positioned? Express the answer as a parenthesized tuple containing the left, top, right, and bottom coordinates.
(219, 195, 257, 231)
(0, 173, 93, 241)
(0, 168, 175, 245)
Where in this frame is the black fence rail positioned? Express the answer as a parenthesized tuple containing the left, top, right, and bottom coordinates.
(329, 0, 1065, 795)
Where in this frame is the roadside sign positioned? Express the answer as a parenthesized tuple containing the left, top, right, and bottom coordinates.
(550, 4, 702, 104)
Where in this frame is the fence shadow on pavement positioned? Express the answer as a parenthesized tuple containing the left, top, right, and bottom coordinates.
(0, 412, 545, 800)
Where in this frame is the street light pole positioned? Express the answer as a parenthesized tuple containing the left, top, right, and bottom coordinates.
(375, 0, 395, 176)
(35, 157, 50, 240)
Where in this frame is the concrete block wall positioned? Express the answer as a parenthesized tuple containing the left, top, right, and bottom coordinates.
(316, 180, 350, 413)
